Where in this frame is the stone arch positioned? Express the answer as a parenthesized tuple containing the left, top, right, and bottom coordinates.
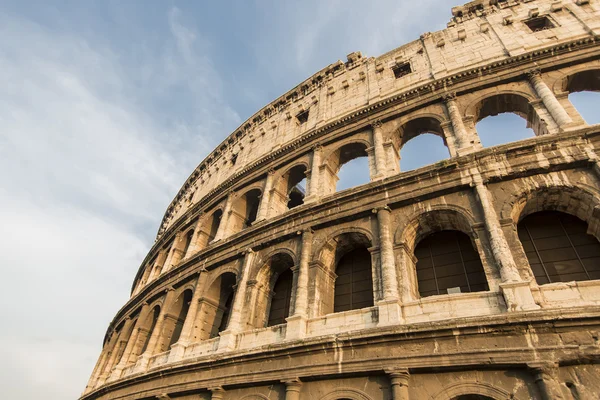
(319, 387, 373, 400)
(271, 162, 310, 216)
(229, 187, 263, 234)
(433, 381, 516, 400)
(248, 251, 296, 328)
(465, 90, 548, 139)
(156, 288, 194, 353)
(555, 67, 600, 94)
(311, 229, 375, 316)
(557, 67, 600, 125)
(197, 270, 238, 340)
(321, 138, 372, 194)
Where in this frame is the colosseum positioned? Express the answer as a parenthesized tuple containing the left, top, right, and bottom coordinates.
(82, 0, 600, 398)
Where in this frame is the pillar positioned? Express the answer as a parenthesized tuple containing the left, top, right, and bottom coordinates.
(213, 192, 235, 242)
(372, 120, 388, 179)
(529, 362, 566, 400)
(376, 207, 399, 301)
(528, 70, 572, 128)
(286, 230, 312, 340)
(283, 379, 302, 400)
(168, 232, 186, 269)
(304, 144, 322, 202)
(138, 288, 176, 368)
(169, 270, 209, 361)
(471, 172, 540, 311)
(218, 250, 254, 350)
(255, 169, 276, 222)
(444, 93, 469, 150)
(111, 303, 151, 377)
(388, 369, 410, 400)
(85, 347, 110, 391)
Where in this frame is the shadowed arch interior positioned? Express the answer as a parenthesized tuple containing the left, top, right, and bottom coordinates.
(201, 272, 237, 339)
(397, 117, 450, 171)
(518, 211, 600, 284)
(230, 189, 262, 233)
(415, 230, 488, 297)
(271, 165, 308, 216)
(255, 252, 295, 327)
(324, 142, 370, 193)
(566, 69, 600, 125)
(140, 305, 161, 355)
(160, 289, 193, 351)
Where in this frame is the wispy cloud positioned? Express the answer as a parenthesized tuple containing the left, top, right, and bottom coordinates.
(0, 7, 237, 398)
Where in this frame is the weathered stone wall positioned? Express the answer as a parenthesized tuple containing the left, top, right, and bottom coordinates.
(82, 0, 600, 399)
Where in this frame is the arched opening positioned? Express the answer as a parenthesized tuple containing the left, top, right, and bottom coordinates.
(200, 272, 237, 340)
(397, 117, 450, 171)
(207, 209, 223, 243)
(254, 253, 295, 328)
(565, 69, 600, 125)
(230, 189, 262, 233)
(474, 94, 538, 147)
(271, 165, 308, 216)
(140, 305, 161, 354)
(113, 318, 137, 367)
(453, 396, 495, 400)
(267, 268, 294, 326)
(325, 142, 370, 193)
(165, 289, 193, 349)
(517, 211, 600, 284)
(181, 229, 194, 259)
(414, 230, 488, 297)
(334, 247, 374, 312)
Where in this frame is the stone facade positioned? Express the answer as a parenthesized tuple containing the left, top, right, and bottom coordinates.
(82, 0, 600, 398)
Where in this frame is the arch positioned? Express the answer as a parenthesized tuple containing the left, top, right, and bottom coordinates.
(560, 68, 600, 93)
(319, 387, 373, 400)
(313, 230, 374, 315)
(229, 188, 262, 234)
(322, 141, 371, 194)
(200, 271, 237, 340)
(271, 163, 309, 216)
(415, 230, 489, 297)
(395, 206, 477, 251)
(251, 252, 296, 328)
(563, 69, 600, 125)
(181, 229, 195, 259)
(518, 211, 600, 284)
(139, 304, 161, 356)
(433, 381, 516, 400)
(157, 288, 194, 352)
(468, 91, 542, 146)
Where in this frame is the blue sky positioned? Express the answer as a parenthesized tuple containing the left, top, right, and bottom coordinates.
(0, 1, 599, 399)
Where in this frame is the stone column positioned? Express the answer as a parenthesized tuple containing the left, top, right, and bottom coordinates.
(304, 144, 322, 202)
(444, 93, 469, 151)
(138, 288, 176, 368)
(185, 216, 204, 256)
(388, 369, 410, 400)
(218, 250, 254, 350)
(376, 207, 399, 301)
(471, 172, 539, 311)
(255, 169, 276, 222)
(372, 120, 388, 179)
(210, 387, 225, 400)
(286, 230, 312, 340)
(283, 379, 302, 400)
(213, 192, 235, 242)
(86, 348, 110, 391)
(169, 271, 209, 361)
(111, 303, 151, 377)
(529, 362, 566, 400)
(528, 70, 572, 128)
(149, 249, 168, 281)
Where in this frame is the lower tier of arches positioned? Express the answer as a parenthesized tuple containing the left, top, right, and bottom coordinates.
(81, 308, 600, 400)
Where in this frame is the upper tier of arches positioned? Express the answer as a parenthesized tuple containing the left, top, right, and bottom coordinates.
(156, 0, 600, 239)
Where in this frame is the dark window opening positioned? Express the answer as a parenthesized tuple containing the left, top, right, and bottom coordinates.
(518, 211, 600, 284)
(140, 306, 161, 354)
(267, 268, 294, 326)
(168, 290, 193, 348)
(182, 230, 194, 257)
(415, 230, 488, 298)
(287, 186, 305, 209)
(215, 291, 234, 335)
(208, 209, 222, 242)
(244, 190, 261, 228)
(525, 16, 555, 32)
(296, 110, 309, 125)
(285, 165, 307, 210)
(393, 62, 412, 79)
(231, 153, 238, 165)
(334, 248, 374, 312)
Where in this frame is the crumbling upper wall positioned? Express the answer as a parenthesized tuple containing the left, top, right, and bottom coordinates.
(158, 0, 599, 238)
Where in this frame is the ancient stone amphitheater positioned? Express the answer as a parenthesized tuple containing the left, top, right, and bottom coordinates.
(83, 0, 600, 398)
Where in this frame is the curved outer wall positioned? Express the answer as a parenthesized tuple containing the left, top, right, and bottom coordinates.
(84, 0, 600, 399)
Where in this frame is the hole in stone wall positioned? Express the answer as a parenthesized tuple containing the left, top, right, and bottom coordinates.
(400, 133, 449, 171)
(393, 62, 412, 79)
(476, 113, 535, 148)
(524, 16, 555, 32)
(569, 92, 600, 124)
(296, 110, 309, 125)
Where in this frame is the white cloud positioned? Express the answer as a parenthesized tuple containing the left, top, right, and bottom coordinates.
(0, 8, 237, 399)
